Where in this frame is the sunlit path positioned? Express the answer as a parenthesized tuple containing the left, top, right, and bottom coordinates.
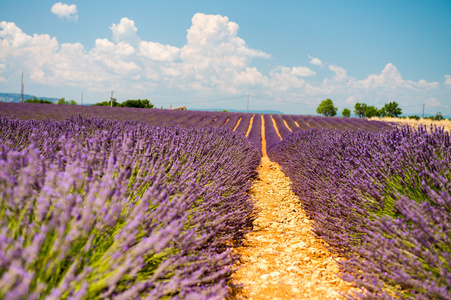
(231, 117, 354, 300)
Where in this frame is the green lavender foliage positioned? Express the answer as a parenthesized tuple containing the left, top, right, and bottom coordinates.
(0, 115, 260, 299)
(271, 125, 451, 299)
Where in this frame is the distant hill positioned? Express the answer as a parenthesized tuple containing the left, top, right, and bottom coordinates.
(0, 93, 59, 103)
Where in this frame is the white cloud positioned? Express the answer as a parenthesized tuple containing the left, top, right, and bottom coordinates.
(426, 97, 440, 107)
(110, 18, 139, 45)
(445, 74, 451, 88)
(308, 55, 323, 67)
(358, 63, 439, 91)
(328, 65, 348, 81)
(265, 62, 440, 114)
(291, 66, 316, 77)
(267, 67, 307, 91)
(176, 13, 270, 93)
(345, 96, 356, 104)
(233, 67, 267, 86)
(0, 21, 33, 48)
(138, 41, 180, 62)
(181, 13, 269, 68)
(0, 15, 273, 96)
(360, 63, 402, 89)
(0, 16, 446, 113)
(0, 63, 6, 82)
(51, 3, 78, 21)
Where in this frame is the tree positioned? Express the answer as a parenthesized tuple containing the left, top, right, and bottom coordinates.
(342, 108, 351, 117)
(57, 98, 77, 105)
(57, 97, 69, 105)
(354, 103, 367, 118)
(434, 112, 444, 121)
(92, 99, 154, 108)
(364, 105, 381, 118)
(24, 97, 52, 104)
(93, 99, 121, 107)
(316, 99, 337, 117)
(380, 101, 402, 117)
(122, 99, 154, 109)
(354, 102, 383, 118)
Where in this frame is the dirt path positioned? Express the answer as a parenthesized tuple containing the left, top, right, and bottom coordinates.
(231, 117, 354, 300)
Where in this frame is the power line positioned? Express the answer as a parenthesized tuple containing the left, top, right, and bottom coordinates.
(250, 94, 317, 106)
(429, 106, 451, 111)
(102, 92, 451, 114)
(402, 104, 451, 110)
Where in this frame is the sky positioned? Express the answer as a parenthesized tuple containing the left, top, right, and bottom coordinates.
(0, 0, 450, 115)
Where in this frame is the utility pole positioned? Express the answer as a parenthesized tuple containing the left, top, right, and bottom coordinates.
(110, 91, 114, 107)
(247, 94, 249, 113)
(20, 72, 24, 103)
(422, 104, 425, 119)
(81, 93, 83, 106)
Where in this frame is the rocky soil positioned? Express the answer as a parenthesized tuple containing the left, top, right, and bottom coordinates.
(230, 116, 356, 299)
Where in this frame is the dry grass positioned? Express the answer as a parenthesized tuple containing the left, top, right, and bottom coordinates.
(369, 117, 451, 132)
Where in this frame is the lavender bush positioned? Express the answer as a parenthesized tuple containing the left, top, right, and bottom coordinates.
(280, 115, 301, 133)
(290, 116, 311, 130)
(271, 125, 451, 299)
(263, 114, 281, 154)
(271, 115, 292, 140)
(208, 114, 229, 129)
(192, 113, 218, 128)
(220, 114, 241, 131)
(234, 114, 253, 135)
(0, 115, 260, 299)
(244, 114, 262, 157)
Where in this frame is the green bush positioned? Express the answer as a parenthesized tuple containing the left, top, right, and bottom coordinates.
(92, 99, 154, 109)
(24, 97, 53, 104)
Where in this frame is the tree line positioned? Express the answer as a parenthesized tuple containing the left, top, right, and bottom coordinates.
(317, 99, 448, 120)
(316, 99, 403, 118)
(23, 97, 155, 109)
(92, 99, 154, 109)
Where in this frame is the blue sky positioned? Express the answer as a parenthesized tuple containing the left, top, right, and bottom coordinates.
(1, 0, 450, 115)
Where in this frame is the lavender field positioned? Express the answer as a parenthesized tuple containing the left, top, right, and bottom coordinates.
(270, 127, 451, 299)
(0, 114, 260, 299)
(1, 103, 450, 299)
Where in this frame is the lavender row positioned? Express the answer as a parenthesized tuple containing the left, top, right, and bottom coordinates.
(280, 115, 301, 133)
(0, 115, 260, 299)
(208, 114, 229, 128)
(234, 114, 253, 135)
(246, 114, 262, 157)
(271, 114, 292, 140)
(270, 126, 451, 299)
(263, 114, 281, 154)
(264, 115, 394, 155)
(191, 113, 219, 128)
(0, 102, 263, 156)
(221, 114, 241, 130)
(291, 117, 311, 130)
(0, 103, 238, 129)
(1, 102, 394, 137)
(286, 115, 393, 132)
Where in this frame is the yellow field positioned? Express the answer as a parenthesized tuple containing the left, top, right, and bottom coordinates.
(369, 117, 451, 132)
